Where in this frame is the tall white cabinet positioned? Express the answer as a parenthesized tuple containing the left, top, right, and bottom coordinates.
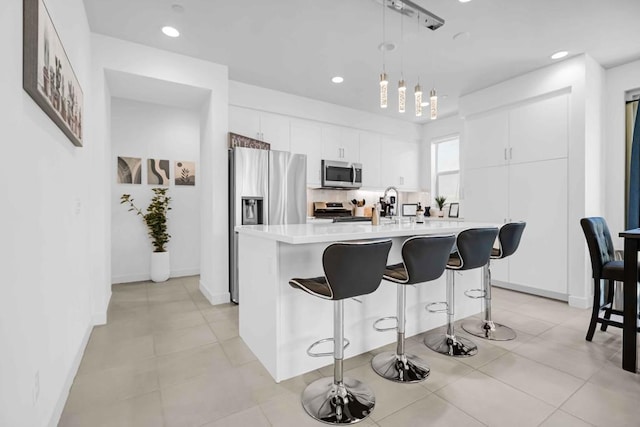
(463, 93, 569, 298)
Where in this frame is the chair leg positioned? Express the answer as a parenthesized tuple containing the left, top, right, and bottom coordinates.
(462, 262, 517, 341)
(600, 279, 614, 332)
(424, 270, 478, 357)
(301, 300, 375, 424)
(586, 278, 601, 341)
(371, 284, 430, 382)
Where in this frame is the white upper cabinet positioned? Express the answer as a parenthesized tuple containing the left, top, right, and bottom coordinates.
(290, 120, 322, 186)
(381, 138, 419, 191)
(359, 131, 382, 189)
(508, 93, 568, 164)
(228, 107, 290, 151)
(260, 112, 291, 152)
(229, 106, 261, 140)
(464, 110, 509, 171)
(321, 125, 359, 162)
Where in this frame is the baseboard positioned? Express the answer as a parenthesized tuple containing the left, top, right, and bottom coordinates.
(568, 295, 591, 309)
(199, 279, 231, 306)
(492, 280, 568, 301)
(112, 269, 200, 284)
(48, 319, 94, 427)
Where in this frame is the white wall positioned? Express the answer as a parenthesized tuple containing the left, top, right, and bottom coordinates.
(111, 98, 200, 283)
(0, 0, 95, 426)
(91, 34, 229, 306)
(605, 59, 640, 245)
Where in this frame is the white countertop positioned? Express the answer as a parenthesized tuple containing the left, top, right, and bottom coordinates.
(235, 221, 498, 244)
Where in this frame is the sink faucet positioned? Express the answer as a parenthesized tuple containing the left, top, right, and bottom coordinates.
(383, 186, 399, 218)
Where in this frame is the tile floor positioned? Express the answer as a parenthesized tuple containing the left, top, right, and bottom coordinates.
(59, 276, 640, 426)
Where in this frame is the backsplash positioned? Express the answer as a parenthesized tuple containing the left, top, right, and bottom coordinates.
(307, 189, 432, 217)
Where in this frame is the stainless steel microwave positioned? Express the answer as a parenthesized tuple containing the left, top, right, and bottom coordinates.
(321, 160, 363, 189)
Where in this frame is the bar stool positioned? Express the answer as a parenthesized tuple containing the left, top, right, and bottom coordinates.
(288, 239, 392, 425)
(462, 222, 526, 341)
(371, 234, 456, 383)
(424, 227, 499, 357)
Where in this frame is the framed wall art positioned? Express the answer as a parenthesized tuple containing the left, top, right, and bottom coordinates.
(23, 0, 84, 147)
(147, 159, 170, 185)
(175, 161, 196, 186)
(448, 202, 459, 218)
(117, 157, 142, 184)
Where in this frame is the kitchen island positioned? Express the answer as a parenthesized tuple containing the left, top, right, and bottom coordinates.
(236, 220, 497, 382)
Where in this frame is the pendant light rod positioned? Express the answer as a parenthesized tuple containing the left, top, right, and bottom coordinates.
(385, 0, 444, 31)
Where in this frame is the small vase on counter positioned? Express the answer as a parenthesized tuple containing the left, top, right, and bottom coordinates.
(416, 203, 424, 223)
(372, 203, 381, 226)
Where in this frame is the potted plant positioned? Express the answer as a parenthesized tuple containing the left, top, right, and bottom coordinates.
(121, 188, 172, 282)
(434, 196, 447, 217)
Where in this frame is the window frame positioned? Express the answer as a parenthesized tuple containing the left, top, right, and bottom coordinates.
(431, 135, 460, 203)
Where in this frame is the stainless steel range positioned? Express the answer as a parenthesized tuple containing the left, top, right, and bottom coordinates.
(313, 202, 372, 223)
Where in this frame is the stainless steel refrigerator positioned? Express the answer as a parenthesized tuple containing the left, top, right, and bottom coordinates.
(229, 147, 307, 303)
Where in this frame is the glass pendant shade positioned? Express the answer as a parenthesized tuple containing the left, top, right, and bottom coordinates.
(398, 79, 406, 113)
(415, 84, 423, 117)
(430, 88, 438, 120)
(380, 73, 388, 109)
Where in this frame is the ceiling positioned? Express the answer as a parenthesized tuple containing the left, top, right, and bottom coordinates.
(83, 0, 640, 122)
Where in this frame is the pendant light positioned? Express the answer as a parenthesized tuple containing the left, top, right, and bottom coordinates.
(379, 1, 388, 109)
(398, 8, 405, 113)
(430, 88, 438, 120)
(398, 79, 406, 113)
(415, 83, 423, 117)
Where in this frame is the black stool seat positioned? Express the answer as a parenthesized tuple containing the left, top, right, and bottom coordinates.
(289, 277, 332, 299)
(462, 222, 526, 341)
(383, 263, 409, 282)
(372, 234, 455, 383)
(424, 227, 499, 357)
(289, 239, 392, 425)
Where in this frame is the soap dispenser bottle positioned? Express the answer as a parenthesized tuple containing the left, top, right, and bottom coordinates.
(416, 203, 424, 223)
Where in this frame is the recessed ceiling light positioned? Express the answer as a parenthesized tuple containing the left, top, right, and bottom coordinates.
(453, 31, 470, 41)
(378, 42, 396, 52)
(331, 76, 344, 84)
(162, 26, 180, 37)
(551, 51, 568, 60)
(459, 0, 472, 3)
(421, 101, 430, 107)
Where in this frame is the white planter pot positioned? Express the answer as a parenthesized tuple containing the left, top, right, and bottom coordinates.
(150, 251, 170, 283)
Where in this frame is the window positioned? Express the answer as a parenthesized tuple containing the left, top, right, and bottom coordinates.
(431, 136, 460, 202)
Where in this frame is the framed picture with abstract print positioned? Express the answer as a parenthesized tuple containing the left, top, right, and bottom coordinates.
(148, 159, 170, 185)
(175, 161, 196, 186)
(23, 0, 84, 147)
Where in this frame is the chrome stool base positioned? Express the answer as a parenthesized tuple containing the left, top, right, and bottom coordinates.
(371, 352, 430, 383)
(462, 320, 517, 341)
(424, 333, 478, 357)
(301, 376, 375, 425)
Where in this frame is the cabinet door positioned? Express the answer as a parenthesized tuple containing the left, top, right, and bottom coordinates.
(260, 112, 290, 152)
(321, 125, 342, 161)
(396, 141, 419, 190)
(340, 128, 360, 163)
(509, 93, 568, 164)
(380, 139, 419, 190)
(290, 120, 322, 187)
(462, 166, 508, 282)
(464, 110, 508, 170)
(359, 132, 382, 189)
(508, 158, 567, 294)
(229, 106, 261, 140)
